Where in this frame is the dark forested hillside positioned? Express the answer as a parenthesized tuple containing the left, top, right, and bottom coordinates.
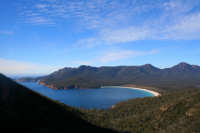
(0, 74, 117, 133)
(81, 89, 200, 133)
(19, 62, 200, 91)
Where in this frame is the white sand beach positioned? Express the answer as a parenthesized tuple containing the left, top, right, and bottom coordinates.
(123, 87, 161, 97)
(101, 86, 161, 97)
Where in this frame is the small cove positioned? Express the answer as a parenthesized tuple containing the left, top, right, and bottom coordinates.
(19, 82, 155, 109)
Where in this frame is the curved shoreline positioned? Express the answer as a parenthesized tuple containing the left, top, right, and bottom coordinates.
(101, 86, 161, 97)
(26, 81, 161, 97)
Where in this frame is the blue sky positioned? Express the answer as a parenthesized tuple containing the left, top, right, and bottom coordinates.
(0, 0, 200, 75)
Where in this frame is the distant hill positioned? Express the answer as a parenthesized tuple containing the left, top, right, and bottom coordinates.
(18, 62, 200, 91)
(0, 74, 117, 133)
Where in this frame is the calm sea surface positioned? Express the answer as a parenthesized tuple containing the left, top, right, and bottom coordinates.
(19, 82, 154, 109)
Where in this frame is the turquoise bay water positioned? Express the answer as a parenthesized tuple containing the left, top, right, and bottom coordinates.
(19, 82, 154, 109)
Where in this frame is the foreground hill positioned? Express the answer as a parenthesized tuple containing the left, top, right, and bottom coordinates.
(81, 88, 200, 133)
(0, 74, 117, 133)
(19, 62, 200, 91)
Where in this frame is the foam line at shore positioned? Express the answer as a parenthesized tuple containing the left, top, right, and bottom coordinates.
(101, 86, 161, 97)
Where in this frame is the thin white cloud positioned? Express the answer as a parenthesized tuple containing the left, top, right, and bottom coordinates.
(20, 0, 200, 41)
(0, 58, 61, 75)
(163, 0, 195, 13)
(71, 50, 159, 65)
(20, 0, 154, 28)
(25, 16, 55, 25)
(76, 37, 102, 48)
(99, 50, 159, 63)
(77, 10, 200, 46)
(76, 27, 152, 47)
(162, 12, 200, 40)
(100, 27, 151, 44)
(35, 4, 49, 9)
(0, 30, 14, 35)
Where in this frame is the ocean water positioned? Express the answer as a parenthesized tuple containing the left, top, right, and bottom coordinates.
(19, 82, 154, 109)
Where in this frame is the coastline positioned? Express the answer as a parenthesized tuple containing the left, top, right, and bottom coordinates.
(101, 86, 161, 97)
(37, 81, 59, 90)
(20, 80, 161, 97)
(36, 81, 161, 97)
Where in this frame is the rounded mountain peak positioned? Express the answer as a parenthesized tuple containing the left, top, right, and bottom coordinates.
(173, 62, 191, 68)
(142, 64, 159, 69)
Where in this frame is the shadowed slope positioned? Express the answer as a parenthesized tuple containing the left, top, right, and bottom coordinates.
(0, 74, 117, 133)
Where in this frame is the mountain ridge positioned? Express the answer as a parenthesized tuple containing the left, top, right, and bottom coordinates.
(18, 62, 200, 91)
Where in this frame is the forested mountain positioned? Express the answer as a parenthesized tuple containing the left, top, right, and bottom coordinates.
(18, 62, 200, 91)
(0, 74, 117, 133)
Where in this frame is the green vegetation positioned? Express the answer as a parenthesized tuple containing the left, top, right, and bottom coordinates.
(19, 62, 200, 91)
(80, 89, 200, 133)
